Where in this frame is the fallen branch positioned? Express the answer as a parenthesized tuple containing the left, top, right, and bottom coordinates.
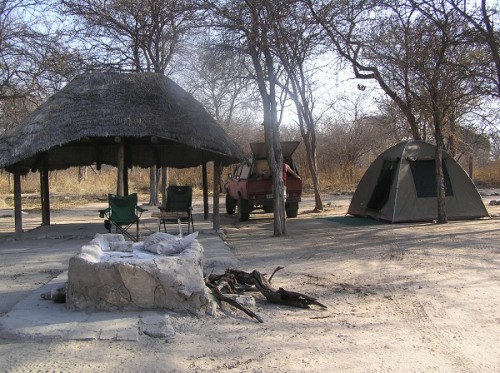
(212, 287, 264, 323)
(205, 267, 327, 323)
(206, 270, 263, 323)
(252, 270, 327, 309)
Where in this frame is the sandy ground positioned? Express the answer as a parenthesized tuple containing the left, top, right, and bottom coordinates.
(0, 192, 499, 372)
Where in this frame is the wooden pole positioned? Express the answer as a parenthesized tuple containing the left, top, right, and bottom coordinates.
(161, 167, 168, 208)
(213, 161, 221, 230)
(123, 164, 129, 196)
(202, 163, 209, 220)
(40, 154, 50, 225)
(117, 141, 125, 196)
(13, 169, 22, 237)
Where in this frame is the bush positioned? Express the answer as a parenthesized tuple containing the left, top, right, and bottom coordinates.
(1, 160, 498, 209)
(473, 160, 500, 188)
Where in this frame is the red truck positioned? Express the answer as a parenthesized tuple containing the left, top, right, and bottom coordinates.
(225, 141, 303, 221)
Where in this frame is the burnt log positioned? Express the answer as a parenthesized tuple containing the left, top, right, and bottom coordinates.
(206, 271, 263, 323)
(212, 286, 264, 323)
(251, 270, 327, 309)
(205, 267, 327, 323)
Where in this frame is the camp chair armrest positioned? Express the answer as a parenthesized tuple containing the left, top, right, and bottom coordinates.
(135, 206, 146, 218)
(99, 207, 110, 219)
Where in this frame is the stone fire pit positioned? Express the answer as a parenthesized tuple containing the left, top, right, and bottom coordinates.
(66, 232, 216, 315)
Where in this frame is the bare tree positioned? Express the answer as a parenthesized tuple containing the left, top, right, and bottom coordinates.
(410, 0, 488, 222)
(491, 130, 500, 161)
(205, 0, 290, 235)
(271, 0, 325, 211)
(61, 0, 200, 202)
(306, 0, 424, 140)
(446, 0, 500, 97)
(307, 0, 489, 223)
(61, 0, 197, 72)
(0, 0, 82, 132)
(321, 90, 393, 184)
(180, 38, 259, 132)
(376, 97, 418, 142)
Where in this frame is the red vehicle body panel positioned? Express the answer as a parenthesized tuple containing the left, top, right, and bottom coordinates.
(225, 142, 302, 219)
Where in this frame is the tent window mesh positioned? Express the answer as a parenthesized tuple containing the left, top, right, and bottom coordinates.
(367, 160, 398, 211)
(409, 160, 453, 198)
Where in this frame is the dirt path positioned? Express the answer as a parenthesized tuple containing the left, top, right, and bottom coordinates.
(0, 194, 499, 372)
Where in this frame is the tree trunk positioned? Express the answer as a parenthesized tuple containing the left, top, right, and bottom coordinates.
(468, 154, 474, 179)
(78, 166, 87, 182)
(433, 92, 448, 224)
(302, 132, 323, 211)
(435, 142, 447, 224)
(243, 2, 286, 236)
(263, 99, 286, 236)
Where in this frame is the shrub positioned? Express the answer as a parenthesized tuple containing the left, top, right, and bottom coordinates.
(0, 160, 498, 208)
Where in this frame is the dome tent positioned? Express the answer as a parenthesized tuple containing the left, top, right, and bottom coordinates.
(348, 140, 488, 223)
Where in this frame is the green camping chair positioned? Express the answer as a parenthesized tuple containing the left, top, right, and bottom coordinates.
(158, 185, 194, 235)
(99, 193, 146, 241)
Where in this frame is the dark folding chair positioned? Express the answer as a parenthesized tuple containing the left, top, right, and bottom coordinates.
(158, 185, 194, 234)
(99, 193, 146, 242)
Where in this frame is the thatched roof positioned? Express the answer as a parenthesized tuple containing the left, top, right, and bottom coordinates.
(0, 71, 244, 175)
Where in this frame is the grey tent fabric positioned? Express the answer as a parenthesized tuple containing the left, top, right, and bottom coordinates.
(348, 140, 488, 222)
(0, 71, 244, 174)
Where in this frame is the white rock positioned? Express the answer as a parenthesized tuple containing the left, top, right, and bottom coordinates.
(66, 233, 215, 315)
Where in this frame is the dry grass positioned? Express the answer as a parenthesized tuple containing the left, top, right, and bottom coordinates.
(0, 166, 220, 208)
(0, 161, 498, 209)
(474, 160, 500, 188)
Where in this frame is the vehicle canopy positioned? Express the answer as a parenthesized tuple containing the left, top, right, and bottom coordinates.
(250, 141, 300, 159)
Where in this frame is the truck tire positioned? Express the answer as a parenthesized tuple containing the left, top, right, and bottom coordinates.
(226, 193, 237, 215)
(263, 202, 273, 213)
(285, 202, 299, 218)
(238, 197, 250, 221)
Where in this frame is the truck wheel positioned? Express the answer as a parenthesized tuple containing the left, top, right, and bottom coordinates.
(285, 202, 299, 218)
(226, 193, 237, 215)
(263, 202, 273, 213)
(238, 197, 250, 221)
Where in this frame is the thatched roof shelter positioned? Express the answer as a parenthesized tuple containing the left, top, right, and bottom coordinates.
(0, 71, 245, 235)
(0, 71, 244, 174)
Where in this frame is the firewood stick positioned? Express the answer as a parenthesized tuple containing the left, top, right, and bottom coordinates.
(268, 266, 284, 283)
(212, 287, 264, 323)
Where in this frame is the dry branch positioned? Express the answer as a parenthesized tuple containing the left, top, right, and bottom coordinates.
(212, 287, 264, 323)
(252, 270, 327, 309)
(205, 267, 327, 323)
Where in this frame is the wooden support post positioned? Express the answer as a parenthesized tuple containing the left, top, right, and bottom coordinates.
(213, 161, 221, 230)
(40, 154, 50, 225)
(161, 167, 168, 208)
(123, 164, 129, 196)
(117, 141, 125, 196)
(202, 163, 209, 220)
(13, 169, 22, 237)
